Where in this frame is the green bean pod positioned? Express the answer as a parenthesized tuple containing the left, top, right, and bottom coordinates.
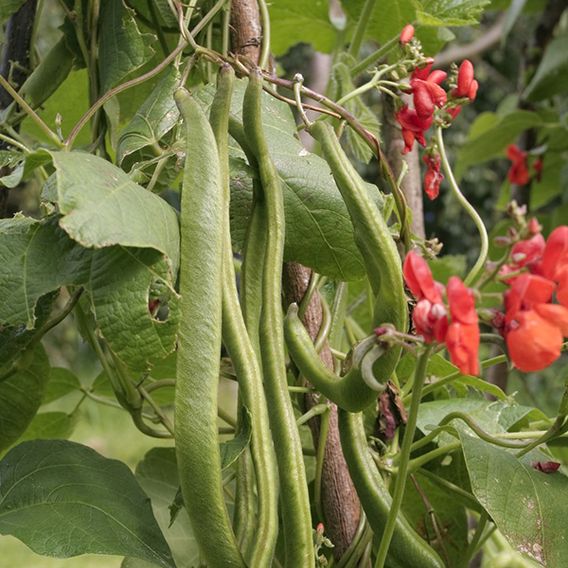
(308, 121, 408, 382)
(243, 71, 315, 567)
(210, 65, 278, 566)
(174, 87, 244, 568)
(338, 411, 444, 568)
(285, 303, 381, 411)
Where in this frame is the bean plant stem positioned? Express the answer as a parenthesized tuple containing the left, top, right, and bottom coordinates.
(374, 345, 433, 568)
(348, 0, 377, 58)
(436, 127, 488, 286)
(350, 35, 399, 77)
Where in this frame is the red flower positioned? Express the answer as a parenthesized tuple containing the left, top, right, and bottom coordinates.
(506, 309, 563, 372)
(453, 60, 478, 102)
(396, 106, 432, 154)
(413, 299, 448, 343)
(423, 153, 444, 200)
(446, 321, 480, 376)
(410, 64, 447, 120)
(446, 277, 480, 375)
(504, 273, 556, 321)
(539, 226, 568, 281)
(557, 267, 568, 308)
(534, 303, 568, 335)
(400, 24, 414, 44)
(403, 251, 443, 303)
(507, 144, 530, 185)
(510, 233, 546, 271)
(532, 461, 561, 473)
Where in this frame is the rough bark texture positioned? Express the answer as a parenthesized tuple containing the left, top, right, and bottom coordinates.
(382, 95, 425, 239)
(0, 0, 37, 217)
(283, 262, 361, 559)
(230, 0, 262, 63)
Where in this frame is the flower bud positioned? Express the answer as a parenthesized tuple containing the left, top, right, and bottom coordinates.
(400, 24, 415, 44)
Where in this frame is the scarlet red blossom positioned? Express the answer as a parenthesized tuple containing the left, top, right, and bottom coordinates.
(507, 144, 530, 185)
(539, 226, 568, 282)
(410, 63, 447, 120)
(395, 105, 431, 154)
(533, 157, 544, 182)
(506, 309, 563, 372)
(403, 252, 480, 375)
(423, 153, 443, 200)
(510, 233, 545, 270)
(400, 24, 415, 44)
(453, 60, 478, 101)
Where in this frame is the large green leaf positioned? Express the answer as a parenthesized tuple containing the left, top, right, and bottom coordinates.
(0, 346, 50, 452)
(98, 0, 155, 92)
(16, 412, 78, 443)
(524, 32, 568, 102)
(416, 0, 490, 26)
(0, 440, 174, 567)
(117, 68, 181, 165)
(222, 79, 381, 280)
(42, 367, 81, 403)
(126, 447, 199, 568)
(47, 151, 180, 271)
(456, 111, 544, 176)
(268, 0, 337, 55)
(0, 216, 179, 370)
(462, 434, 568, 567)
(402, 471, 468, 567)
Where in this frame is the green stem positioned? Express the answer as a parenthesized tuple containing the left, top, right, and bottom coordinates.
(374, 345, 433, 568)
(350, 35, 399, 77)
(314, 405, 331, 521)
(436, 127, 488, 286)
(0, 75, 62, 146)
(460, 513, 489, 568)
(418, 468, 482, 513)
(348, 0, 377, 58)
(406, 441, 461, 474)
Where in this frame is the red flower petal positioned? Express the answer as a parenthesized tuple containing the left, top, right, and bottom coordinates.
(403, 251, 442, 303)
(447, 276, 477, 325)
(534, 303, 568, 336)
(506, 310, 563, 372)
(446, 322, 480, 376)
(400, 24, 415, 44)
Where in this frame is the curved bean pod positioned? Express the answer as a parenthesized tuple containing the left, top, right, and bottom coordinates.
(174, 87, 244, 568)
(338, 410, 444, 568)
(210, 65, 279, 566)
(243, 71, 315, 567)
(308, 121, 408, 383)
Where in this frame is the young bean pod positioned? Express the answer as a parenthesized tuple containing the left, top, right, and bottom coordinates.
(285, 302, 382, 411)
(210, 65, 279, 566)
(308, 121, 408, 383)
(243, 71, 315, 567)
(338, 411, 444, 568)
(174, 87, 244, 568)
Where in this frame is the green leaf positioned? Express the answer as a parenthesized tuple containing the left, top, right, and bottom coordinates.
(21, 70, 91, 146)
(219, 407, 252, 470)
(0, 150, 51, 189)
(131, 447, 199, 568)
(47, 151, 180, 271)
(117, 68, 181, 165)
(0, 440, 174, 567)
(416, 0, 490, 26)
(87, 247, 180, 371)
(17, 411, 78, 443)
(98, 0, 155, 92)
(524, 32, 568, 102)
(43, 367, 81, 404)
(224, 79, 375, 280)
(0, 0, 25, 24)
(0, 216, 178, 370)
(462, 434, 568, 566)
(456, 111, 543, 175)
(429, 255, 467, 284)
(268, 0, 337, 55)
(402, 471, 468, 566)
(417, 399, 535, 445)
(0, 346, 50, 452)
(530, 153, 564, 210)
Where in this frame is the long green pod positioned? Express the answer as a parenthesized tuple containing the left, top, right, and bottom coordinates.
(243, 71, 315, 567)
(210, 65, 279, 566)
(309, 121, 407, 381)
(338, 411, 444, 568)
(174, 87, 244, 568)
(285, 303, 379, 411)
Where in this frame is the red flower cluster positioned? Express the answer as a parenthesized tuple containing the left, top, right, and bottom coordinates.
(396, 58, 478, 156)
(506, 145, 544, 186)
(403, 251, 480, 375)
(498, 225, 568, 372)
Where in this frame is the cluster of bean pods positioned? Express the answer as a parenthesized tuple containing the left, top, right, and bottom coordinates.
(174, 68, 443, 567)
